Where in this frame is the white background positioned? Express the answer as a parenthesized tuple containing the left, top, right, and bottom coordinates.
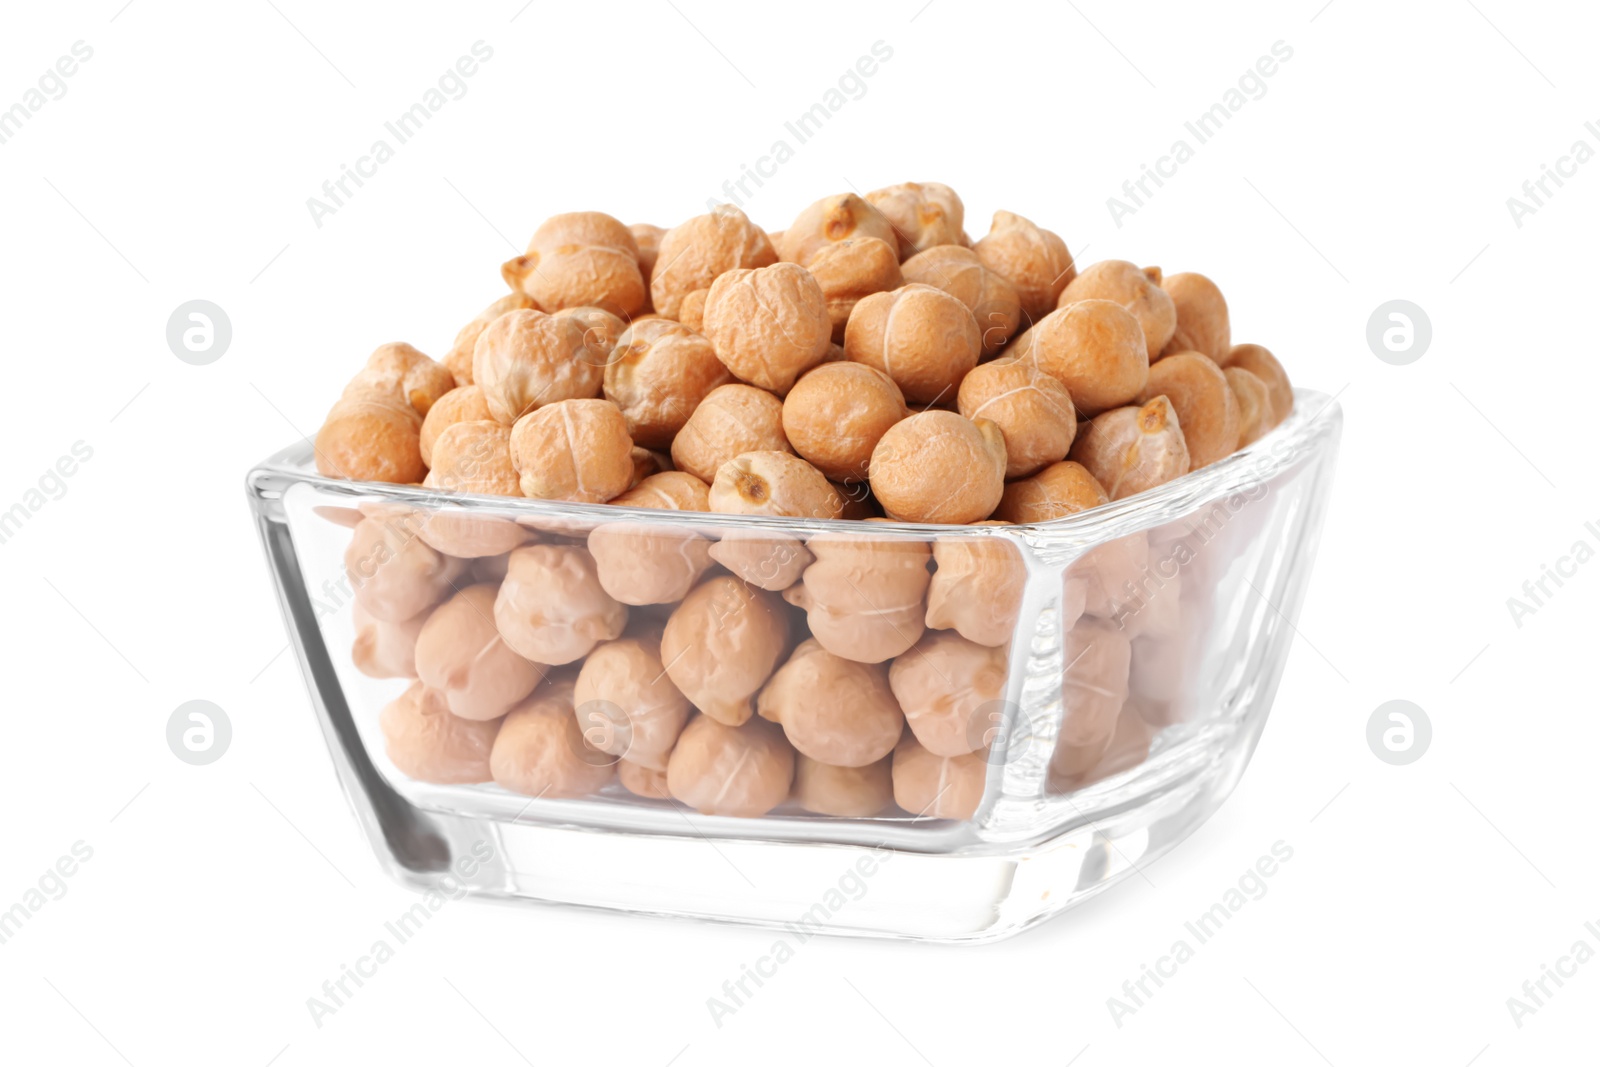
(2, 0, 1596, 1063)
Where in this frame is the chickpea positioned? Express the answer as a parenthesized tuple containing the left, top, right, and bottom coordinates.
(1071, 531, 1150, 621)
(345, 512, 467, 622)
(864, 181, 965, 258)
(491, 677, 617, 798)
(444, 293, 537, 386)
(677, 288, 708, 332)
(900, 244, 1022, 357)
(501, 211, 645, 318)
(889, 630, 1007, 757)
(660, 576, 790, 726)
(670, 383, 791, 484)
(925, 523, 1026, 647)
(553, 306, 627, 355)
(1056, 616, 1131, 754)
(783, 531, 931, 663)
(778, 192, 898, 268)
(782, 362, 907, 484)
(618, 759, 672, 800)
(1058, 262, 1173, 361)
(574, 633, 692, 771)
(707, 532, 813, 592)
(360, 341, 457, 417)
(844, 284, 980, 405)
(315, 388, 424, 484)
(495, 544, 627, 665)
(614, 470, 710, 510)
(419, 385, 493, 467)
(972, 210, 1075, 322)
(1225, 366, 1273, 447)
(709, 451, 844, 519)
(1159, 272, 1230, 362)
(1138, 351, 1239, 470)
(1018, 299, 1148, 417)
(509, 398, 635, 503)
(651, 205, 776, 319)
(352, 602, 424, 679)
(380, 682, 501, 784)
(702, 263, 833, 394)
(992, 460, 1106, 524)
(890, 734, 986, 820)
(415, 584, 547, 721)
(423, 420, 519, 497)
(757, 639, 906, 766)
(1053, 702, 1155, 791)
(1069, 396, 1190, 499)
(667, 713, 795, 817)
(589, 472, 714, 605)
(792, 755, 894, 817)
(472, 309, 607, 425)
(957, 357, 1076, 479)
(869, 410, 1006, 524)
(603, 317, 732, 448)
(1220, 343, 1292, 424)
(804, 237, 903, 342)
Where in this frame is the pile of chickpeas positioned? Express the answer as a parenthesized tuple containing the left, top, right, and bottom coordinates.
(318, 183, 1295, 821)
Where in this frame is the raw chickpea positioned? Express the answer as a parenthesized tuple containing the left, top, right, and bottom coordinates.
(890, 734, 986, 820)
(889, 630, 1007, 757)
(315, 388, 424, 484)
(495, 544, 627, 665)
(660, 576, 790, 726)
(869, 411, 1007, 524)
(553, 306, 627, 355)
(501, 211, 645, 318)
(352, 602, 424, 679)
(709, 451, 844, 519)
(1220, 343, 1292, 424)
(1053, 616, 1131, 760)
(589, 472, 714, 605)
(1138, 351, 1239, 470)
(677, 288, 708, 332)
(618, 759, 672, 799)
(416, 584, 547, 721)
(783, 531, 930, 663)
(360, 342, 457, 417)
(1069, 396, 1190, 499)
(972, 210, 1075, 323)
(491, 678, 617, 798)
(574, 632, 692, 771)
(423, 420, 519, 497)
(992, 460, 1108, 524)
(757, 639, 906, 766)
(472, 309, 607, 425)
(900, 244, 1022, 357)
(782, 362, 907, 484)
(1160, 272, 1230, 362)
(1117, 568, 1182, 641)
(805, 237, 903, 342)
(925, 523, 1025, 647)
(792, 755, 893, 817)
(864, 181, 965, 258)
(1059, 261, 1176, 361)
(707, 531, 813, 592)
(613, 470, 711, 511)
(1053, 702, 1155, 791)
(1225, 366, 1273, 447)
(778, 192, 898, 267)
(604, 318, 733, 448)
(670, 383, 791, 484)
(508, 398, 635, 503)
(420, 385, 493, 467)
(843, 284, 980, 405)
(667, 714, 795, 817)
(380, 682, 501, 784)
(651, 205, 776, 319)
(444, 293, 537, 386)
(957, 358, 1076, 479)
(1070, 531, 1150, 621)
(702, 263, 833, 394)
(1018, 299, 1148, 417)
(345, 512, 467, 622)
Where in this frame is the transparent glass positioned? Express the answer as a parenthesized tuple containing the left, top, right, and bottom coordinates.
(246, 389, 1340, 942)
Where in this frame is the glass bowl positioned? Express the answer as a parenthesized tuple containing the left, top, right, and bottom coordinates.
(246, 389, 1341, 942)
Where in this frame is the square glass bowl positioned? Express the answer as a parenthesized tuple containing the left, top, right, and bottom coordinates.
(246, 389, 1340, 942)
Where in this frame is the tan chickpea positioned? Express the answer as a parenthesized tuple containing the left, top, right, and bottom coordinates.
(660, 576, 790, 726)
(992, 460, 1108, 524)
(603, 317, 732, 448)
(670, 383, 791, 484)
(667, 714, 795, 817)
(589, 472, 714, 605)
(1138, 351, 1239, 470)
(501, 211, 645, 318)
(869, 410, 1006, 524)
(804, 237, 903, 342)
(783, 531, 931, 663)
(782, 362, 907, 484)
(791, 755, 893, 817)
(957, 357, 1076, 479)
(494, 544, 627, 665)
(1053, 616, 1131, 762)
(972, 210, 1075, 322)
(423, 420, 518, 496)
(360, 342, 457, 417)
(778, 192, 898, 267)
(444, 293, 537, 386)
(553, 306, 627, 355)
(1070, 531, 1150, 620)
(1220, 343, 1292, 425)
(890, 734, 986, 820)
(1059, 261, 1176, 361)
(925, 523, 1025, 647)
(315, 387, 424, 484)
(1069, 396, 1190, 499)
(612, 470, 711, 511)
(508, 398, 635, 503)
(844, 284, 980, 405)
(677, 288, 708, 332)
(419, 385, 493, 467)
(757, 639, 906, 766)
(618, 759, 672, 799)
(345, 512, 467, 622)
(1018, 299, 1149, 417)
(702, 263, 833, 394)
(352, 602, 424, 679)
(574, 633, 692, 771)
(415, 584, 547, 721)
(472, 309, 607, 425)
(889, 630, 1007, 757)
(709, 451, 844, 519)
(864, 181, 965, 258)
(707, 531, 813, 592)
(491, 678, 617, 798)
(416, 512, 527, 562)
(900, 244, 1022, 357)
(1053, 702, 1155, 791)
(651, 205, 776, 319)
(1225, 366, 1273, 447)
(1159, 272, 1230, 362)
(380, 682, 501, 784)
